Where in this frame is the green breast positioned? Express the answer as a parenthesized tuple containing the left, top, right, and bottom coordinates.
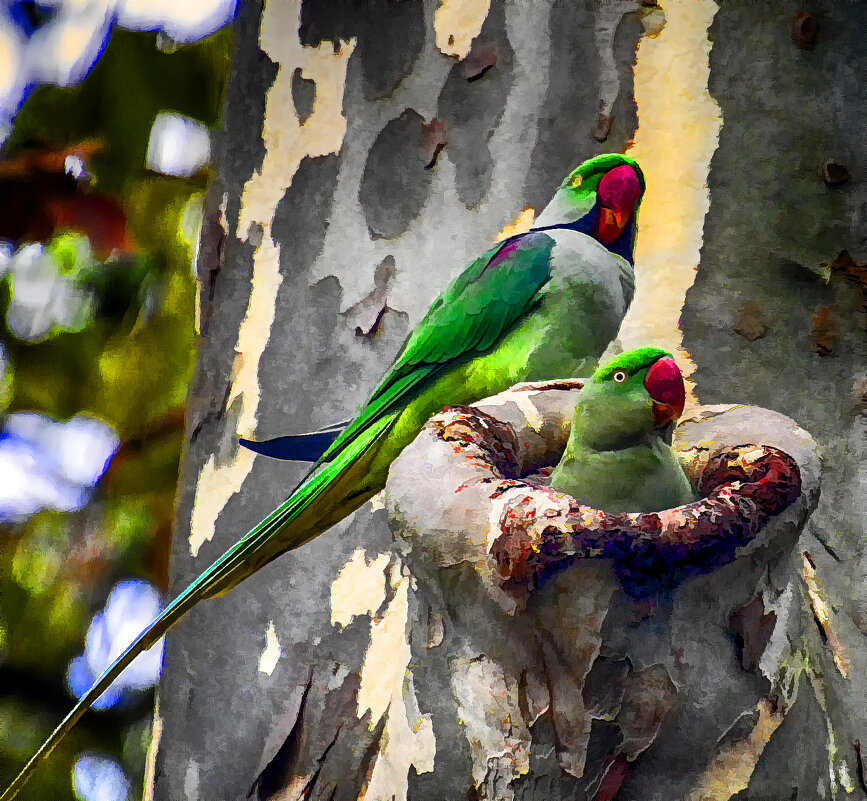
(549, 439, 696, 514)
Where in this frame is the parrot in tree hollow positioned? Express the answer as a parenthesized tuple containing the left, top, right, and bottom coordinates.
(2, 153, 645, 800)
(548, 346, 697, 513)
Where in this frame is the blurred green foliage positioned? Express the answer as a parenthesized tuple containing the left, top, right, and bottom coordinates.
(0, 24, 232, 801)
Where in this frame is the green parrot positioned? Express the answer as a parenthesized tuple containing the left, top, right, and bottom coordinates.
(2, 153, 646, 800)
(549, 346, 696, 513)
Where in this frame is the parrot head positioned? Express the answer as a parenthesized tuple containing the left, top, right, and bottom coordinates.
(534, 153, 645, 262)
(560, 154, 644, 241)
(570, 346, 686, 451)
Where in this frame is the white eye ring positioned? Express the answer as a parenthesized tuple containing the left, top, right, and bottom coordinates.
(613, 370, 627, 383)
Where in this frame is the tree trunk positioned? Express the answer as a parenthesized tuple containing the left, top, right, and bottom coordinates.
(150, 1, 867, 799)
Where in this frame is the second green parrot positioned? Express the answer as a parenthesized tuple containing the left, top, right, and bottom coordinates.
(549, 346, 696, 513)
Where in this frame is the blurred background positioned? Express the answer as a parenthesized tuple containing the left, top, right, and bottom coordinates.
(0, 2, 236, 798)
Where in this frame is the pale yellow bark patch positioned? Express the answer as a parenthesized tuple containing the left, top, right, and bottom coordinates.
(687, 698, 785, 801)
(496, 207, 535, 241)
(618, 0, 722, 404)
(330, 548, 391, 628)
(434, 0, 491, 60)
(358, 569, 409, 723)
(507, 391, 545, 433)
(802, 554, 850, 678)
(330, 551, 436, 797)
(357, 566, 436, 801)
(142, 693, 162, 801)
(189, 0, 356, 556)
(367, 490, 387, 512)
(258, 620, 282, 676)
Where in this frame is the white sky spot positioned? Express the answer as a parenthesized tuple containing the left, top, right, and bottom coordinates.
(6, 412, 119, 486)
(258, 620, 282, 676)
(6, 243, 94, 342)
(58, 418, 118, 485)
(73, 753, 131, 801)
(0, 242, 13, 274)
(330, 548, 390, 628)
(85, 580, 165, 691)
(0, 412, 118, 520)
(147, 112, 211, 177)
(31, 0, 114, 88)
(0, 441, 84, 518)
(0, 0, 237, 140)
(118, 0, 237, 43)
(65, 154, 87, 179)
(0, 22, 22, 122)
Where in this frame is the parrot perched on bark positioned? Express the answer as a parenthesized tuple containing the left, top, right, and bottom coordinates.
(2, 153, 645, 800)
(549, 346, 696, 513)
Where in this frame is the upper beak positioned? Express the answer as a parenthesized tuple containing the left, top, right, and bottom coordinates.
(643, 357, 686, 428)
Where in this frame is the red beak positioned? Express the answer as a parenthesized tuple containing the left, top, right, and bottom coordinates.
(594, 164, 642, 245)
(643, 356, 685, 428)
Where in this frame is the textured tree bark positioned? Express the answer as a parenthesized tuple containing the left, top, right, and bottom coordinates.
(152, 0, 867, 799)
(384, 391, 818, 801)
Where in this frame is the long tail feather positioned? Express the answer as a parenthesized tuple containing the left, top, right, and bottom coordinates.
(0, 581, 198, 801)
(0, 414, 396, 800)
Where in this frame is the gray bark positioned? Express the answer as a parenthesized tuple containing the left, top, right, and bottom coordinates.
(152, 0, 867, 799)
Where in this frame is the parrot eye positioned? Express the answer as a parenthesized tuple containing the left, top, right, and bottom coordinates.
(570, 173, 582, 188)
(613, 370, 627, 383)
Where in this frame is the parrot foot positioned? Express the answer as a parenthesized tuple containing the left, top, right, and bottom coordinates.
(508, 378, 585, 393)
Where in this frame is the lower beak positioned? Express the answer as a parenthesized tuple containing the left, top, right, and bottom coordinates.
(596, 206, 628, 244)
(652, 402, 680, 428)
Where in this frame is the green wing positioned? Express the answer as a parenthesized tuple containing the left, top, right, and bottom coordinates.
(318, 230, 557, 464)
